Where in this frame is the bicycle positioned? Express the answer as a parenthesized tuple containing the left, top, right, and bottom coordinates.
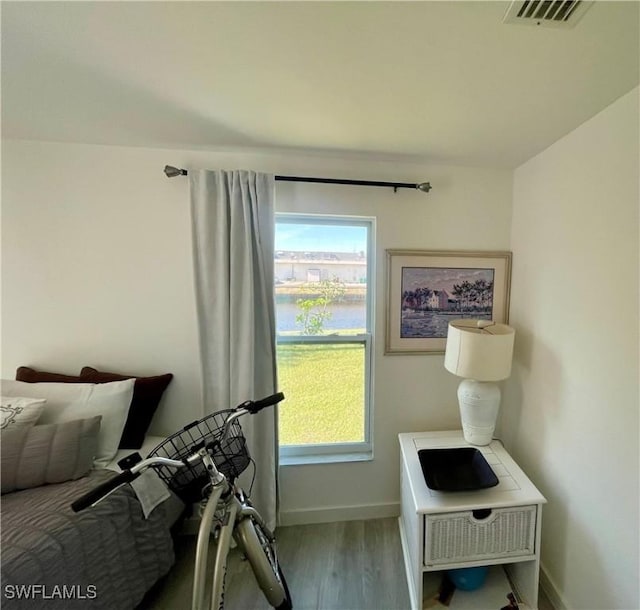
(72, 392, 292, 610)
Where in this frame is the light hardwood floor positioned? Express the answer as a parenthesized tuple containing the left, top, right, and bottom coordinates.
(138, 518, 554, 610)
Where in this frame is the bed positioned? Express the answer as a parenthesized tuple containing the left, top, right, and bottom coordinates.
(1, 467, 184, 610)
(1, 368, 184, 609)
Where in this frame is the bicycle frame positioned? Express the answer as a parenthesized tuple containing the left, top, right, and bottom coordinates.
(192, 477, 276, 610)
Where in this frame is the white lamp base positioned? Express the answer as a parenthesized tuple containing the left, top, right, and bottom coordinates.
(457, 379, 501, 446)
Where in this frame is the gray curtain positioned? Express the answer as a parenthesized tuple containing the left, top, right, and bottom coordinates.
(189, 169, 278, 529)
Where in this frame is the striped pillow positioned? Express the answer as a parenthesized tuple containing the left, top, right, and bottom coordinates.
(1, 416, 101, 494)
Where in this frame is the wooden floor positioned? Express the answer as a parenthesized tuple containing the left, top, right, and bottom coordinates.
(139, 518, 409, 610)
(138, 518, 554, 610)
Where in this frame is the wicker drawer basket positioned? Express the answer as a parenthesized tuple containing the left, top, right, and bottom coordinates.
(424, 505, 537, 566)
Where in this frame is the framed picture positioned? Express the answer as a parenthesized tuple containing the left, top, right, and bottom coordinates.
(385, 250, 512, 355)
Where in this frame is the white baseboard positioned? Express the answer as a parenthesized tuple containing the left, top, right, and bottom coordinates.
(539, 563, 567, 610)
(278, 502, 400, 526)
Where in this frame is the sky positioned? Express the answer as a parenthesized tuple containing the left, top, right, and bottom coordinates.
(276, 222, 367, 253)
(401, 267, 495, 293)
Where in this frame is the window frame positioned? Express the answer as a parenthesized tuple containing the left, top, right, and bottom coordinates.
(274, 213, 375, 464)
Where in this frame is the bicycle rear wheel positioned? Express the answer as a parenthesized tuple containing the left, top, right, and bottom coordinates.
(234, 518, 292, 610)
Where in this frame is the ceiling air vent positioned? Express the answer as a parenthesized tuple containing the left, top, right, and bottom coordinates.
(503, 0, 594, 28)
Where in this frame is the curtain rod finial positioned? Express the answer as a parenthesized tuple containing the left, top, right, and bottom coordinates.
(416, 182, 432, 193)
(164, 165, 187, 178)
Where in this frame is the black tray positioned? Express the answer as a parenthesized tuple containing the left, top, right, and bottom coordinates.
(418, 448, 498, 491)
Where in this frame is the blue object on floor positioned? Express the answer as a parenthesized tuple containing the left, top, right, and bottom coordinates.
(447, 566, 489, 591)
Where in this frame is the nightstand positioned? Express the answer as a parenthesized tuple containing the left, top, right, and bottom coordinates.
(399, 431, 546, 610)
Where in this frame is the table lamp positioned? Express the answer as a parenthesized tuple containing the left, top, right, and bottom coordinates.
(444, 320, 515, 446)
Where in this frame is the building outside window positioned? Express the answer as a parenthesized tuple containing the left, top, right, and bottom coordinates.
(275, 214, 374, 463)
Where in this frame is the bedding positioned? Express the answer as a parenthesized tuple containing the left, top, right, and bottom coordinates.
(1, 468, 184, 610)
(1, 379, 134, 468)
(0, 396, 46, 431)
(1, 416, 100, 493)
(106, 435, 166, 472)
(1, 368, 183, 608)
(15, 367, 85, 384)
(16, 366, 173, 450)
(79, 368, 173, 450)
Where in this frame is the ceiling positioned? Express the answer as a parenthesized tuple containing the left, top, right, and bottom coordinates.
(2, 1, 638, 168)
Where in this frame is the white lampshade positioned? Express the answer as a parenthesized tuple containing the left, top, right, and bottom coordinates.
(444, 320, 515, 382)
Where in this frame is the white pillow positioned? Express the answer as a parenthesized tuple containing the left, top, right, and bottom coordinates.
(0, 396, 47, 431)
(1, 379, 135, 468)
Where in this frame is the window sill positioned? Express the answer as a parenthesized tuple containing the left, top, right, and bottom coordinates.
(279, 451, 373, 466)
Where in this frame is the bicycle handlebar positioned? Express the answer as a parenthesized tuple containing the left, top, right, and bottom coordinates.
(71, 455, 186, 512)
(71, 470, 140, 512)
(242, 392, 284, 414)
(71, 392, 284, 512)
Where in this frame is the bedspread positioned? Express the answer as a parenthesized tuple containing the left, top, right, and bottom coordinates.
(1, 469, 182, 609)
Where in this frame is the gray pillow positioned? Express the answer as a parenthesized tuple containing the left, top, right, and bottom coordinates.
(1, 416, 101, 494)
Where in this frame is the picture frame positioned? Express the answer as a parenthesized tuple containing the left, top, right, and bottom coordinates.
(385, 250, 512, 355)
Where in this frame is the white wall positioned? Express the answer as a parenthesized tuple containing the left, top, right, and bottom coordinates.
(1, 140, 513, 521)
(502, 87, 639, 609)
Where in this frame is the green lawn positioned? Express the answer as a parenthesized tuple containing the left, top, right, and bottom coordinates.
(277, 343, 365, 445)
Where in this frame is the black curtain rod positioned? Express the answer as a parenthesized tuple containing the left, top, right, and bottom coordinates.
(163, 165, 431, 193)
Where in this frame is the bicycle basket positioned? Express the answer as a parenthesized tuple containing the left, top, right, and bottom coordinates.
(147, 409, 251, 504)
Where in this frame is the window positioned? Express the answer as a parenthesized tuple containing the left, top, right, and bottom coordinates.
(275, 214, 374, 463)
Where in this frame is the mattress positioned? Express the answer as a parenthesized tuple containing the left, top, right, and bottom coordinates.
(1, 468, 182, 610)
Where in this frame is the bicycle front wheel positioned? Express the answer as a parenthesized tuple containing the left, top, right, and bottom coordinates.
(234, 518, 292, 610)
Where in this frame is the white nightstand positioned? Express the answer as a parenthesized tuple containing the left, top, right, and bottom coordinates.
(399, 431, 547, 610)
